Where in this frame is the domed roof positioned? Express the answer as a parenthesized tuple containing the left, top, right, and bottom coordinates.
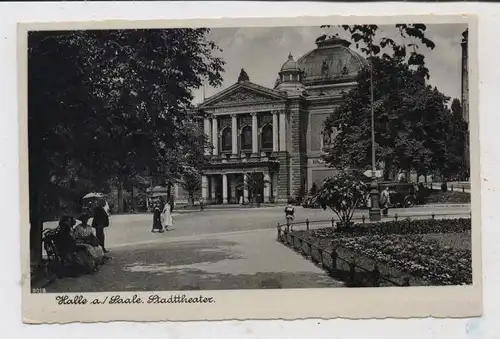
(280, 52, 300, 73)
(297, 37, 368, 84)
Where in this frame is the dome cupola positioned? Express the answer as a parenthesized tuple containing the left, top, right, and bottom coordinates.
(297, 36, 368, 85)
(280, 52, 300, 73)
(275, 52, 305, 94)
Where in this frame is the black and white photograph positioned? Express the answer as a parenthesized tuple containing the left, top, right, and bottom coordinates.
(20, 16, 481, 322)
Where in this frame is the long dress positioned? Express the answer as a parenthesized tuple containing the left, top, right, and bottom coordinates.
(152, 206, 163, 232)
(57, 226, 96, 275)
(73, 223, 105, 265)
(161, 203, 173, 230)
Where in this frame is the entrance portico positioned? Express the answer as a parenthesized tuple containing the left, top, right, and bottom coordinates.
(202, 169, 277, 204)
(197, 77, 291, 204)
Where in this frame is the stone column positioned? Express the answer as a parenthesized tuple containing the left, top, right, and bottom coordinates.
(251, 112, 258, 154)
(279, 110, 286, 152)
(264, 171, 271, 203)
(201, 175, 209, 200)
(243, 173, 249, 203)
(230, 174, 236, 203)
(231, 114, 238, 155)
(203, 117, 212, 156)
(222, 173, 228, 204)
(212, 116, 218, 156)
(272, 111, 279, 152)
(272, 172, 278, 200)
(211, 175, 217, 203)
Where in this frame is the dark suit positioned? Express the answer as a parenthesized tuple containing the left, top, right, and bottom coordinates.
(92, 206, 109, 250)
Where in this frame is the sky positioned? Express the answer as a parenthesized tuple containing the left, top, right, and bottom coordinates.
(192, 23, 467, 105)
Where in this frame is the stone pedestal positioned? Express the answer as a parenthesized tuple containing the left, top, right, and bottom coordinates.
(369, 180, 381, 221)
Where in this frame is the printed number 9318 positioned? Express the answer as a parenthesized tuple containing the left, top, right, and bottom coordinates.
(32, 288, 46, 293)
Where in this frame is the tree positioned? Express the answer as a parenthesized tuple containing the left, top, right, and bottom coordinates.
(318, 24, 436, 78)
(74, 29, 225, 211)
(319, 24, 461, 180)
(309, 182, 318, 196)
(28, 29, 225, 263)
(178, 119, 208, 206)
(316, 172, 367, 228)
(322, 56, 453, 179)
(442, 98, 468, 179)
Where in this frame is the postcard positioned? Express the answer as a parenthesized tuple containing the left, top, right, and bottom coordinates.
(19, 14, 481, 323)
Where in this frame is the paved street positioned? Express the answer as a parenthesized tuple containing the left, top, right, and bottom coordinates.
(44, 204, 470, 292)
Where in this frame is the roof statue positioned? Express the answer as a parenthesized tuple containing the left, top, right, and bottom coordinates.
(237, 68, 250, 83)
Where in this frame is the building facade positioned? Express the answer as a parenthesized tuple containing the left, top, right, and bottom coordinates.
(176, 37, 368, 204)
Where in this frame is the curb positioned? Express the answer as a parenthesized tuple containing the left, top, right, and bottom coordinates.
(174, 205, 281, 213)
(415, 203, 471, 208)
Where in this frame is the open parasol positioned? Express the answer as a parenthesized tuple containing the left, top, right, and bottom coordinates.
(82, 192, 105, 199)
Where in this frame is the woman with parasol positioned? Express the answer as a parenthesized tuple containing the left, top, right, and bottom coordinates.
(151, 198, 164, 233)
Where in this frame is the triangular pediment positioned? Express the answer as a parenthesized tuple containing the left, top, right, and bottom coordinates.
(199, 82, 286, 108)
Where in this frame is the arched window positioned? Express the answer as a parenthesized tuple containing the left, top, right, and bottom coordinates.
(261, 124, 273, 150)
(221, 127, 232, 152)
(240, 126, 252, 151)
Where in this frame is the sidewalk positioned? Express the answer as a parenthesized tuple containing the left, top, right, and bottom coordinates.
(45, 229, 343, 292)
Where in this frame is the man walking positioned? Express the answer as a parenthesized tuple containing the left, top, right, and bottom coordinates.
(380, 186, 391, 217)
(92, 199, 110, 253)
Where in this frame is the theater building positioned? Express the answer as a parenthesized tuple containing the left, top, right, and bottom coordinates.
(176, 37, 368, 204)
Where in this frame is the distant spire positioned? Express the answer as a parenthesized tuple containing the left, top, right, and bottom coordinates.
(288, 52, 294, 61)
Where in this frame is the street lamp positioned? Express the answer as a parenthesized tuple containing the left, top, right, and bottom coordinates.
(158, 141, 167, 188)
(368, 59, 381, 222)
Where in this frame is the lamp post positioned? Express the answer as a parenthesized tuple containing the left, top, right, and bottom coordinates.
(368, 58, 381, 221)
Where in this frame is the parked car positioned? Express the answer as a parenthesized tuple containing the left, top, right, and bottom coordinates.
(302, 196, 321, 208)
(377, 181, 418, 208)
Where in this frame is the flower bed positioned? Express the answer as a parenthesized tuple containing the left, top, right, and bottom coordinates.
(329, 233, 472, 285)
(287, 218, 472, 286)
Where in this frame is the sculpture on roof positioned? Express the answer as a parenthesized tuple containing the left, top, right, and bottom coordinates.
(237, 68, 250, 83)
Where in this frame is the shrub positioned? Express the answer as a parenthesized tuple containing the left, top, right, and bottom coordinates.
(316, 171, 367, 226)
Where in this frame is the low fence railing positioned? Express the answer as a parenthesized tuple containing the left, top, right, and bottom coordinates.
(276, 213, 471, 287)
(424, 181, 471, 192)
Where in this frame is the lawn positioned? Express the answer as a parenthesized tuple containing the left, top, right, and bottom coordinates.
(425, 189, 470, 204)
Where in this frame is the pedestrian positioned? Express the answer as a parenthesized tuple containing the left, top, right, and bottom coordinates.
(103, 200, 110, 216)
(380, 186, 391, 217)
(91, 199, 110, 253)
(169, 196, 174, 213)
(284, 199, 295, 225)
(199, 197, 205, 211)
(161, 200, 174, 231)
(74, 213, 105, 267)
(151, 199, 163, 233)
